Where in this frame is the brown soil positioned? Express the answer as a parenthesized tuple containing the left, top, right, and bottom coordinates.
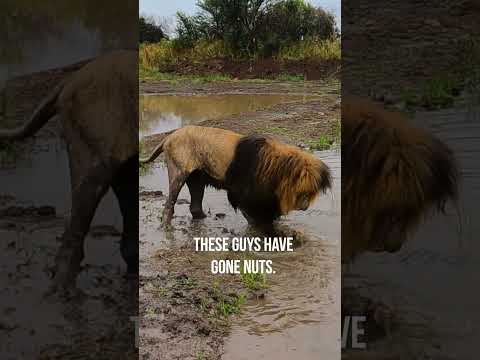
(140, 246, 258, 360)
(159, 58, 340, 81)
(140, 77, 338, 96)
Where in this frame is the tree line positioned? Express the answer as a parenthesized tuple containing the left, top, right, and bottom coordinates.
(139, 0, 338, 57)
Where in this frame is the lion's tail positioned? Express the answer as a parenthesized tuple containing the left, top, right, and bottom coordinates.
(139, 129, 176, 164)
(0, 82, 64, 141)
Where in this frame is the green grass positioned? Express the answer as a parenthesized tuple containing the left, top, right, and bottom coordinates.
(308, 134, 333, 150)
(140, 66, 232, 83)
(275, 74, 305, 82)
(399, 75, 462, 110)
(200, 280, 247, 320)
(421, 76, 460, 110)
(241, 271, 267, 291)
(216, 293, 246, 318)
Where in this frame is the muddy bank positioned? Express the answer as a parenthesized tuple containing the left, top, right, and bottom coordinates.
(140, 78, 338, 96)
(141, 97, 339, 153)
(140, 81, 340, 154)
(153, 57, 340, 81)
(0, 194, 137, 359)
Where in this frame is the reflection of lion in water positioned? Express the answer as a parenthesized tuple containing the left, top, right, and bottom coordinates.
(342, 97, 458, 261)
(140, 125, 331, 227)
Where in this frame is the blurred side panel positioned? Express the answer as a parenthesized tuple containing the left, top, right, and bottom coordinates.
(0, 1, 138, 358)
(342, 0, 480, 358)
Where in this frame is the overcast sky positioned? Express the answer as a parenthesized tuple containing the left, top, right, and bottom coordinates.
(140, 0, 341, 29)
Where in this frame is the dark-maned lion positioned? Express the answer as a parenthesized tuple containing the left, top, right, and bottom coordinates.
(342, 96, 458, 261)
(140, 126, 331, 227)
(0, 50, 138, 292)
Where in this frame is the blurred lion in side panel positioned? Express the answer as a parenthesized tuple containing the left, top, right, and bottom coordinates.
(342, 96, 458, 261)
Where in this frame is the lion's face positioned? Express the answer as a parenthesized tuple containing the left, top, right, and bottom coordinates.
(283, 159, 332, 213)
(294, 191, 319, 211)
(367, 206, 422, 253)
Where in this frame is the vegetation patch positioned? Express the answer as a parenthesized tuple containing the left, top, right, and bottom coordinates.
(307, 135, 333, 151)
(139, 0, 340, 80)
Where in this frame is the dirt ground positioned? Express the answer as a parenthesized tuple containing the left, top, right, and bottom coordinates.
(151, 57, 340, 81)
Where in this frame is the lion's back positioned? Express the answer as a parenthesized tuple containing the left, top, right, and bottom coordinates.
(164, 126, 242, 179)
(58, 50, 138, 162)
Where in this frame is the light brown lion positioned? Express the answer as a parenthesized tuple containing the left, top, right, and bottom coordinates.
(342, 96, 458, 261)
(0, 50, 138, 292)
(140, 125, 332, 227)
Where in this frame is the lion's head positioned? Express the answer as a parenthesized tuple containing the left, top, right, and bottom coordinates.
(225, 135, 332, 224)
(342, 97, 458, 261)
(258, 139, 332, 214)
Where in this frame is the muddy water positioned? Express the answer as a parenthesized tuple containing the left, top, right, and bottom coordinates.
(139, 95, 341, 359)
(222, 151, 340, 360)
(139, 94, 316, 137)
(0, 138, 122, 228)
(348, 108, 480, 356)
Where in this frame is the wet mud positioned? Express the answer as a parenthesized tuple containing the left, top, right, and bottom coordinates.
(139, 91, 341, 360)
(0, 138, 137, 359)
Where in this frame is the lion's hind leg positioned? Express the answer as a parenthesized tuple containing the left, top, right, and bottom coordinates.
(112, 156, 138, 278)
(48, 159, 113, 296)
(163, 156, 189, 227)
(186, 170, 207, 219)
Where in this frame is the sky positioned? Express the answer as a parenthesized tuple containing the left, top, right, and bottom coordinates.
(139, 0, 341, 31)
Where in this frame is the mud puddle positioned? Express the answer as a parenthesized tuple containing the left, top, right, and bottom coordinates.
(140, 94, 319, 138)
(222, 151, 340, 360)
(0, 137, 123, 228)
(0, 138, 136, 358)
(344, 108, 480, 358)
(139, 94, 340, 359)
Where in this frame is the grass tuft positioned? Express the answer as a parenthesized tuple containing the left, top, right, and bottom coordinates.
(277, 36, 341, 61)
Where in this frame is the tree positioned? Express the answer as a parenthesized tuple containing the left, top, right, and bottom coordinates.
(173, 0, 337, 57)
(259, 0, 336, 55)
(139, 16, 165, 43)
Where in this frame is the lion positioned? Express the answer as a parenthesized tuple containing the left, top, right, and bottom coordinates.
(342, 96, 458, 262)
(0, 50, 138, 292)
(140, 126, 332, 228)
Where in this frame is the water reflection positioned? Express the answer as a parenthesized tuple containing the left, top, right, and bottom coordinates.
(139, 94, 316, 138)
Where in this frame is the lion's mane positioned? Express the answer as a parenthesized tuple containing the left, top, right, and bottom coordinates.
(342, 97, 458, 260)
(225, 134, 332, 223)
